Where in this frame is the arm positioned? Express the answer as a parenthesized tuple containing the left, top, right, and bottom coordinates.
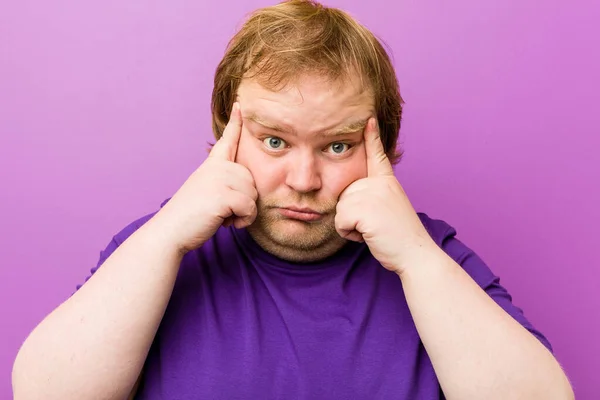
(12, 103, 254, 400)
(336, 118, 574, 400)
(397, 243, 574, 400)
(12, 214, 183, 400)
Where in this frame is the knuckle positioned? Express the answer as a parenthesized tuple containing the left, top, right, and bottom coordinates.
(247, 198, 257, 215)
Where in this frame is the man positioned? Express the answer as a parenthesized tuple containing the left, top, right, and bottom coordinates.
(12, 1, 573, 399)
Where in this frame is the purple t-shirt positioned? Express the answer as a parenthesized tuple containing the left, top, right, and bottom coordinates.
(78, 200, 552, 399)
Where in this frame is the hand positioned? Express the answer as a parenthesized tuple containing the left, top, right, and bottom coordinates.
(335, 118, 437, 276)
(155, 102, 258, 253)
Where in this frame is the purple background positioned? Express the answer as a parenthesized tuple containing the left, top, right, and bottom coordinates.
(1, 0, 598, 398)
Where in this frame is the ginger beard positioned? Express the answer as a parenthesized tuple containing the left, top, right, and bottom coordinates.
(248, 194, 343, 253)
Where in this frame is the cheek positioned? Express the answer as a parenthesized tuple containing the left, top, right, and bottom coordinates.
(322, 160, 368, 197)
(236, 133, 283, 192)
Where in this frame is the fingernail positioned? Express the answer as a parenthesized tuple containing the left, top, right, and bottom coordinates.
(371, 117, 378, 130)
(367, 118, 374, 131)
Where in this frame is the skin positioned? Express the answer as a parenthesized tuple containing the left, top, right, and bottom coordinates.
(235, 75, 375, 262)
(230, 74, 574, 399)
(12, 71, 574, 400)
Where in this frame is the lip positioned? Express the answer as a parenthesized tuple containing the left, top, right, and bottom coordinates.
(277, 206, 324, 222)
(284, 206, 321, 214)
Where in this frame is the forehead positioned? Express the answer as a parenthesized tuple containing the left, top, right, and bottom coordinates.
(236, 74, 374, 137)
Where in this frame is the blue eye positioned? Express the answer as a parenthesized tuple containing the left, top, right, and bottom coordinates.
(329, 142, 350, 154)
(263, 137, 286, 149)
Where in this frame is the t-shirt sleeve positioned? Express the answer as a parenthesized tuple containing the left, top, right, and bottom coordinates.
(419, 213, 554, 353)
(74, 211, 159, 293)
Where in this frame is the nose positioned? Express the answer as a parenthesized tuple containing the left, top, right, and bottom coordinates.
(285, 150, 322, 193)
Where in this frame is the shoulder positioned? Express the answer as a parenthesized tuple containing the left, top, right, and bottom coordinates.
(417, 212, 456, 247)
(417, 212, 495, 285)
(75, 198, 172, 292)
(418, 212, 554, 352)
(110, 198, 172, 245)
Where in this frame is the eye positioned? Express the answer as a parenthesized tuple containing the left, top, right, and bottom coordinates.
(327, 142, 351, 154)
(263, 137, 287, 150)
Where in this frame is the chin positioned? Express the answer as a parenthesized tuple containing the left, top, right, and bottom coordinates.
(247, 218, 348, 262)
(270, 219, 328, 245)
(249, 217, 336, 250)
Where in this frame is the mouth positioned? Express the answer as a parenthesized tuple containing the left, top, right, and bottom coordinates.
(276, 206, 325, 222)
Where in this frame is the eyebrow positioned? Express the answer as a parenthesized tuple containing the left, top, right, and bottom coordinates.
(244, 113, 368, 137)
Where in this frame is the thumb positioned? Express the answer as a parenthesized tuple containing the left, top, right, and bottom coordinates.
(365, 117, 394, 176)
(209, 102, 243, 161)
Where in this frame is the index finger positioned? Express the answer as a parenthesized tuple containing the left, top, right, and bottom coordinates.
(209, 102, 243, 161)
(365, 117, 394, 176)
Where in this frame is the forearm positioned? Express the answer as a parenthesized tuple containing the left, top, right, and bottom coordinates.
(12, 214, 183, 400)
(398, 245, 573, 400)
